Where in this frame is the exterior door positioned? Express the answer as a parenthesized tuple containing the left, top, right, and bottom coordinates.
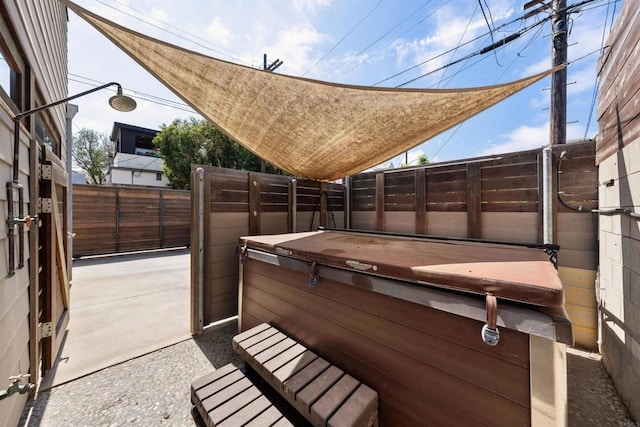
(29, 143, 70, 378)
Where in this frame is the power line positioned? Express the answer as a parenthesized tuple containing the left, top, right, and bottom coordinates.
(90, 0, 255, 66)
(436, 4, 479, 88)
(333, 1, 451, 81)
(584, 0, 616, 139)
(320, 0, 435, 79)
(478, 0, 501, 66)
(302, 0, 384, 77)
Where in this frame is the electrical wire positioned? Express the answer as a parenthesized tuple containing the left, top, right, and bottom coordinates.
(333, 1, 451, 81)
(478, 0, 501, 66)
(583, 0, 614, 140)
(91, 0, 255, 66)
(320, 0, 434, 79)
(374, 0, 604, 88)
(436, 3, 479, 88)
(302, 0, 384, 77)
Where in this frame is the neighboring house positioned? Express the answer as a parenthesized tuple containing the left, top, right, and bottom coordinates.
(0, 1, 70, 426)
(108, 122, 170, 187)
(72, 171, 87, 184)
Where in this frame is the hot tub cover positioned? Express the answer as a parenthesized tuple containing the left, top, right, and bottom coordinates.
(62, 0, 558, 181)
(241, 230, 565, 308)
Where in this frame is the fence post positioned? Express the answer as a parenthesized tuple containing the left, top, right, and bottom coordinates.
(415, 169, 427, 234)
(376, 173, 385, 231)
(344, 176, 352, 230)
(190, 168, 205, 335)
(466, 163, 481, 238)
(320, 182, 327, 228)
(249, 172, 261, 235)
(115, 187, 120, 252)
(288, 179, 297, 233)
(159, 190, 164, 248)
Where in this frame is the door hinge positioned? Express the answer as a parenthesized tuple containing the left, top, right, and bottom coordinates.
(38, 198, 52, 214)
(39, 165, 52, 181)
(38, 322, 52, 340)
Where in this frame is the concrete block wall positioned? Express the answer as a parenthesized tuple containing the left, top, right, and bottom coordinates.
(598, 141, 640, 420)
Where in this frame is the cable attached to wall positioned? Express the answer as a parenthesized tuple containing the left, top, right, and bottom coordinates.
(557, 149, 640, 220)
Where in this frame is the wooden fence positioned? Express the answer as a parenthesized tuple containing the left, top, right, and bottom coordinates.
(348, 140, 599, 348)
(72, 185, 190, 257)
(190, 167, 344, 331)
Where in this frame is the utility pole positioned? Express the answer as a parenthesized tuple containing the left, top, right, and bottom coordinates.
(261, 54, 284, 172)
(550, 0, 567, 146)
(524, 0, 568, 146)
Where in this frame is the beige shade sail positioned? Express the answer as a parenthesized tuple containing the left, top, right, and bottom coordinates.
(62, 0, 556, 181)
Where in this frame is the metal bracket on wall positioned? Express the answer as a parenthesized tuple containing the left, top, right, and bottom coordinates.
(5, 181, 25, 276)
(39, 164, 52, 180)
(37, 322, 52, 340)
(38, 197, 53, 214)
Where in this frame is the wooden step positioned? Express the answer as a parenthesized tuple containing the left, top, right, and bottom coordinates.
(233, 323, 378, 427)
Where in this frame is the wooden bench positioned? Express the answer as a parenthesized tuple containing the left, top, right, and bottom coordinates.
(191, 323, 378, 426)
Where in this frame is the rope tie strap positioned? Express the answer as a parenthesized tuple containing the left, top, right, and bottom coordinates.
(481, 293, 500, 346)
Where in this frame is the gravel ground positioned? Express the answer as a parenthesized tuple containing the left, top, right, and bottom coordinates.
(19, 322, 241, 427)
(18, 322, 635, 426)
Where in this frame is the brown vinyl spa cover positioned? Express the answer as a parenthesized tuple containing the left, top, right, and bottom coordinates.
(63, 0, 556, 181)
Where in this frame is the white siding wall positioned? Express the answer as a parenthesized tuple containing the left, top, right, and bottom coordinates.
(0, 1, 67, 426)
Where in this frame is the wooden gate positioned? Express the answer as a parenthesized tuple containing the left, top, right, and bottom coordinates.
(29, 142, 70, 380)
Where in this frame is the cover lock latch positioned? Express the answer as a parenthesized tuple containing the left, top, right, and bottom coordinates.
(308, 262, 318, 288)
(481, 293, 500, 346)
(240, 244, 248, 264)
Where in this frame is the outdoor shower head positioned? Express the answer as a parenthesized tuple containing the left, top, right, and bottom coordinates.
(108, 85, 137, 112)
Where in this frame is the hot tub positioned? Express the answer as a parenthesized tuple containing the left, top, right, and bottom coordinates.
(238, 230, 572, 426)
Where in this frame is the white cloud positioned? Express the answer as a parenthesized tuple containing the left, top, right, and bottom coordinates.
(265, 25, 328, 75)
(294, 0, 333, 12)
(206, 17, 233, 47)
(480, 121, 585, 155)
(149, 7, 168, 24)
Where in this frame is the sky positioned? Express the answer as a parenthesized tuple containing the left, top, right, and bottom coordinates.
(66, 0, 622, 168)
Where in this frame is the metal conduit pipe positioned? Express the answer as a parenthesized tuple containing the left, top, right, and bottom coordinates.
(542, 146, 554, 245)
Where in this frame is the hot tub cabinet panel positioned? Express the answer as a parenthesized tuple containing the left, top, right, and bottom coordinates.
(238, 231, 570, 426)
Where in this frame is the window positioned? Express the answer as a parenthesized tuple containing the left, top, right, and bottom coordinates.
(0, 14, 24, 111)
(156, 172, 162, 181)
(34, 90, 62, 156)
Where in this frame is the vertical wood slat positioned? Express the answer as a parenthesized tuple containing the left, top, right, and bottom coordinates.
(29, 140, 41, 386)
(190, 169, 203, 334)
(159, 190, 164, 248)
(249, 172, 261, 235)
(115, 187, 120, 253)
(203, 172, 212, 325)
(320, 182, 327, 228)
(288, 179, 297, 233)
(375, 173, 385, 231)
(415, 169, 426, 234)
(466, 163, 481, 238)
(41, 161, 54, 372)
(344, 176, 352, 230)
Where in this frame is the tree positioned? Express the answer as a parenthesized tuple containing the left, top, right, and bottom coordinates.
(72, 128, 112, 184)
(153, 117, 285, 189)
(401, 153, 430, 167)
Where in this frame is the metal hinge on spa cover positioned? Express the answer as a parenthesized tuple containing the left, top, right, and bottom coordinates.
(481, 293, 500, 346)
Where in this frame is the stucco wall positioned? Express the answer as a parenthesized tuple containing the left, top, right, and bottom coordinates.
(596, 0, 640, 419)
(598, 143, 640, 419)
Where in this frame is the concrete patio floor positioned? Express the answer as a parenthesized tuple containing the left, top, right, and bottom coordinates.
(39, 248, 191, 390)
